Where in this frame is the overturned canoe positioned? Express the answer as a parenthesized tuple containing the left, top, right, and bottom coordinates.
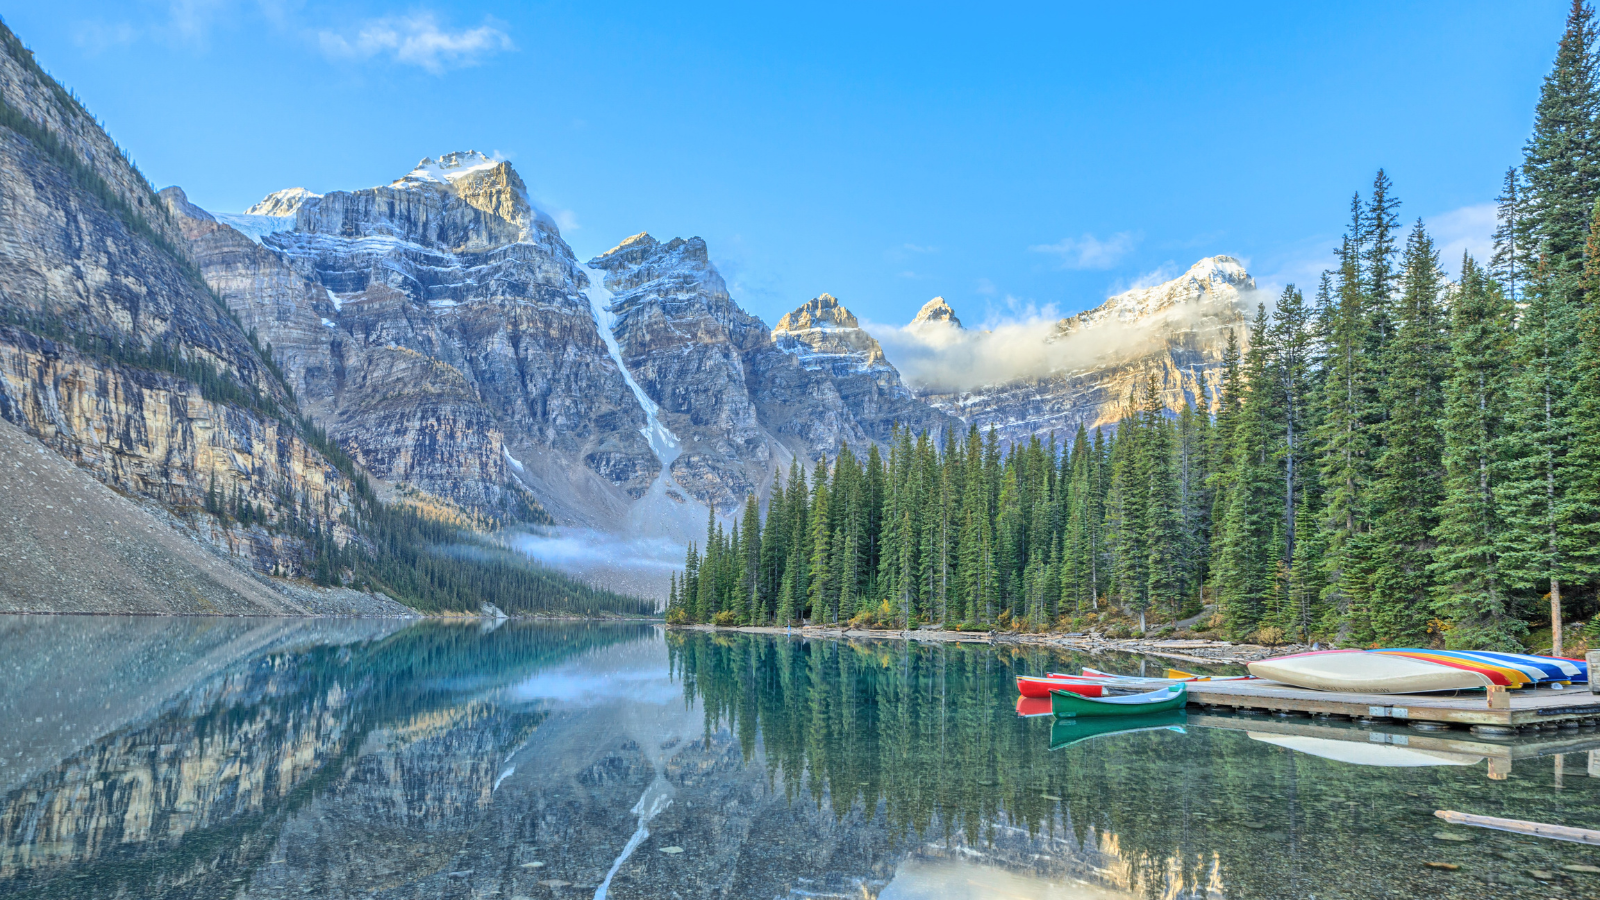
(1017, 676, 1106, 699)
(1247, 649, 1587, 694)
(1052, 683, 1188, 717)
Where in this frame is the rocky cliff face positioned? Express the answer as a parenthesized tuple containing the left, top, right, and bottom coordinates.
(165, 151, 661, 526)
(0, 22, 372, 591)
(770, 292, 959, 441)
(913, 257, 1254, 443)
(588, 234, 877, 512)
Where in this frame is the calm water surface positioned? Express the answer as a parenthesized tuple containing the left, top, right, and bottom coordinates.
(2, 617, 1599, 899)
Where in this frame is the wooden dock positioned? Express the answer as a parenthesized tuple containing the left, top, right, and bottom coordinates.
(1187, 709, 1600, 780)
(1184, 679, 1600, 730)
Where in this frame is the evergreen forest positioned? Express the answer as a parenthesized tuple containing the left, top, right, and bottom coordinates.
(669, 1, 1600, 653)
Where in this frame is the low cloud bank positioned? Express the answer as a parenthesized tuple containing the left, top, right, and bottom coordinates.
(503, 527, 683, 601)
(869, 289, 1260, 394)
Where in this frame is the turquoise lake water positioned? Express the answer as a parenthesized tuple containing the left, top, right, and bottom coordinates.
(1, 617, 1598, 899)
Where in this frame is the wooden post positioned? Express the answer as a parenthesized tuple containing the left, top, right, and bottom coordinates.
(1590, 750, 1600, 779)
(1488, 758, 1510, 781)
(1556, 753, 1565, 791)
(1487, 685, 1510, 710)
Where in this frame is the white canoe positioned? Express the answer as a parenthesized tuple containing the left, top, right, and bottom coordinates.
(1246, 648, 1591, 693)
(1247, 649, 1486, 693)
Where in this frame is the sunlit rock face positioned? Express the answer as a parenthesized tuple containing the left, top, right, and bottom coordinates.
(166, 152, 658, 525)
(0, 22, 365, 584)
(589, 234, 898, 511)
(771, 293, 958, 442)
(910, 296, 962, 328)
(914, 257, 1255, 444)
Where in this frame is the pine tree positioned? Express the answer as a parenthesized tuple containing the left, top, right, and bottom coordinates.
(1524, 0, 1600, 282)
(1431, 254, 1524, 650)
(1499, 264, 1584, 655)
(1143, 384, 1185, 628)
(1492, 167, 1528, 301)
(1215, 306, 1282, 637)
(1365, 223, 1449, 645)
(739, 493, 761, 624)
(1272, 284, 1318, 634)
(808, 458, 833, 622)
(1364, 171, 1403, 351)
(1316, 214, 1375, 641)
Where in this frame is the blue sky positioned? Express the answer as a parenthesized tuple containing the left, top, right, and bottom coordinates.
(6, 1, 1570, 327)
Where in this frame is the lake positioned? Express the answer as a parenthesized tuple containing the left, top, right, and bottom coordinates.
(1, 617, 1598, 899)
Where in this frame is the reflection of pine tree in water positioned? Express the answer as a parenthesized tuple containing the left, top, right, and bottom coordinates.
(670, 630, 1600, 900)
(0, 623, 652, 899)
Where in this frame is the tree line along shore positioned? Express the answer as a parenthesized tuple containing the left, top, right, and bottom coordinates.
(668, 2, 1600, 658)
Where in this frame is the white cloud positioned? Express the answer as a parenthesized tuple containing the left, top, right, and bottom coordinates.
(72, 3, 514, 74)
(868, 271, 1261, 393)
(1110, 263, 1181, 294)
(317, 13, 513, 73)
(1029, 231, 1141, 270)
(1428, 203, 1496, 277)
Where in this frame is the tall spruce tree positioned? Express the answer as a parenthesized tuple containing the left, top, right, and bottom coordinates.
(1215, 306, 1283, 637)
(1431, 255, 1524, 650)
(1365, 223, 1449, 645)
(1524, 0, 1600, 283)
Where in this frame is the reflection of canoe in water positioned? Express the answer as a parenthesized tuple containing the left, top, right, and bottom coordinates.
(1050, 711, 1187, 750)
(1052, 683, 1187, 717)
(1016, 696, 1053, 717)
(1016, 676, 1105, 699)
(1247, 649, 1587, 693)
(1247, 733, 1483, 767)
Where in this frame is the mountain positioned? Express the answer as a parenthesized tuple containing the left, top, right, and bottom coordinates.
(175, 153, 955, 533)
(0, 22, 650, 616)
(769, 292, 959, 441)
(910, 256, 1255, 443)
(589, 234, 959, 513)
(910, 296, 962, 328)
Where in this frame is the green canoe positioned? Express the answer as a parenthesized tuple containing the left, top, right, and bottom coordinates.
(1048, 711, 1187, 750)
(1050, 682, 1188, 717)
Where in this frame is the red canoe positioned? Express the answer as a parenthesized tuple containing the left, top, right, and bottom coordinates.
(1017, 676, 1106, 699)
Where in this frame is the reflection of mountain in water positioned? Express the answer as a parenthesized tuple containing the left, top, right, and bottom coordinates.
(5, 624, 1600, 899)
(0, 621, 649, 898)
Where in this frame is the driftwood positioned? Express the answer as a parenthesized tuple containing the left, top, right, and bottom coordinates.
(1434, 810, 1600, 845)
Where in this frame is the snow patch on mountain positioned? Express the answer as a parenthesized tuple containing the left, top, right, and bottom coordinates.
(583, 265, 681, 466)
(396, 150, 502, 186)
(243, 187, 321, 217)
(213, 212, 301, 246)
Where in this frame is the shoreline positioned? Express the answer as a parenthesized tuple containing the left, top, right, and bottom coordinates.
(672, 623, 1294, 666)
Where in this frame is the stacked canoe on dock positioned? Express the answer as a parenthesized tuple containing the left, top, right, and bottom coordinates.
(1247, 649, 1587, 694)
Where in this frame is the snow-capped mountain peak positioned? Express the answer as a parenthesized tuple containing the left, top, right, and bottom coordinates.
(910, 296, 962, 329)
(773, 293, 861, 333)
(772, 293, 897, 377)
(1057, 255, 1256, 336)
(243, 187, 321, 217)
(398, 150, 502, 186)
